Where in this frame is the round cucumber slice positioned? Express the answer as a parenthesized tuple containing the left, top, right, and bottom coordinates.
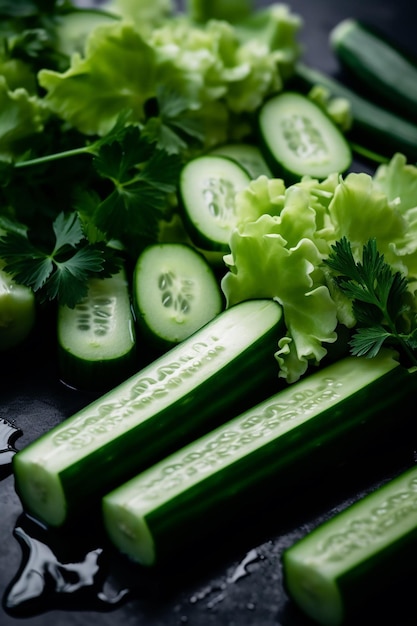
(258, 91, 352, 182)
(133, 243, 223, 349)
(179, 155, 251, 252)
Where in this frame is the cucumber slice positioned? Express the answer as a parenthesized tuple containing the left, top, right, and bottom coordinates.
(133, 243, 223, 349)
(293, 63, 417, 163)
(13, 299, 283, 527)
(0, 266, 36, 351)
(179, 155, 251, 252)
(209, 143, 273, 179)
(57, 268, 136, 392)
(102, 350, 416, 567)
(258, 91, 352, 183)
(283, 462, 417, 626)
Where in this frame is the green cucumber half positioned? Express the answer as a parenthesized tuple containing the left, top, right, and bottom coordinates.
(13, 299, 283, 527)
(331, 18, 417, 124)
(133, 243, 223, 350)
(0, 265, 36, 351)
(258, 91, 352, 183)
(102, 349, 416, 567)
(57, 268, 137, 392)
(283, 462, 417, 626)
(179, 155, 251, 252)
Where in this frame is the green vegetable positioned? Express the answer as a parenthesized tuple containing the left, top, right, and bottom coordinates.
(133, 243, 223, 349)
(258, 91, 352, 183)
(102, 349, 416, 567)
(0, 263, 36, 351)
(179, 155, 251, 252)
(57, 268, 137, 392)
(293, 62, 417, 163)
(330, 18, 417, 124)
(0, 1, 302, 312)
(282, 461, 417, 626)
(324, 237, 417, 367)
(0, 125, 180, 307)
(220, 153, 417, 382)
(186, 0, 253, 23)
(13, 298, 283, 527)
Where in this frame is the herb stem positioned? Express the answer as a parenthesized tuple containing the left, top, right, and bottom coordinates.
(15, 146, 93, 169)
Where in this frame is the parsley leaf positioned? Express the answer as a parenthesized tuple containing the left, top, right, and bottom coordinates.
(91, 125, 182, 256)
(0, 211, 120, 307)
(325, 237, 417, 367)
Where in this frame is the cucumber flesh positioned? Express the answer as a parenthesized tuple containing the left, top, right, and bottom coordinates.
(179, 155, 251, 252)
(102, 350, 415, 567)
(57, 268, 136, 391)
(293, 62, 417, 162)
(13, 299, 283, 527)
(283, 462, 417, 626)
(133, 243, 223, 349)
(258, 91, 351, 183)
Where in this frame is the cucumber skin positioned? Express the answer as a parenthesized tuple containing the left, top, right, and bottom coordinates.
(13, 300, 283, 527)
(282, 463, 417, 626)
(57, 345, 137, 393)
(103, 353, 417, 567)
(292, 63, 417, 162)
(331, 19, 417, 124)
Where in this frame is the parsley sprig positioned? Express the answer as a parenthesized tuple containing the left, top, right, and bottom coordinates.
(0, 212, 120, 308)
(0, 114, 182, 307)
(325, 237, 417, 367)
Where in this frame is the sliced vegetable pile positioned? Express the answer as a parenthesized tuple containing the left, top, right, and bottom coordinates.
(3, 0, 417, 623)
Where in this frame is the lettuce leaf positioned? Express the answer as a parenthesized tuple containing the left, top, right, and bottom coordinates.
(221, 154, 417, 382)
(0, 77, 47, 161)
(38, 4, 302, 144)
(38, 22, 157, 136)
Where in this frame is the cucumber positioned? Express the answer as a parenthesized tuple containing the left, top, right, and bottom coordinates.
(133, 243, 223, 350)
(293, 63, 417, 163)
(186, 0, 253, 23)
(257, 91, 352, 183)
(0, 264, 36, 351)
(57, 268, 137, 392)
(13, 299, 283, 528)
(179, 155, 252, 252)
(282, 462, 417, 626)
(209, 143, 273, 179)
(101, 350, 416, 567)
(330, 19, 417, 124)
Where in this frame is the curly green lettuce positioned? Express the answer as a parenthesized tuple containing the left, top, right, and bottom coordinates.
(0, 76, 47, 161)
(38, 4, 302, 144)
(221, 153, 417, 382)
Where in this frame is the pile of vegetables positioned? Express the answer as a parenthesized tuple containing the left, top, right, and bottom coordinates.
(2, 0, 417, 387)
(3, 1, 417, 624)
